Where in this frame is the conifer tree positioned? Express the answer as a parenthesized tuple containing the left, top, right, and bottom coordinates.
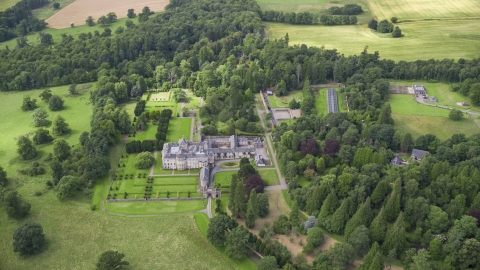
(368, 251, 384, 270)
(330, 198, 352, 234)
(370, 180, 389, 205)
(245, 204, 255, 228)
(384, 178, 402, 222)
(358, 242, 380, 270)
(369, 207, 387, 243)
(306, 184, 328, 215)
(383, 212, 407, 255)
(344, 197, 373, 240)
(290, 202, 300, 227)
(377, 103, 394, 125)
(228, 174, 237, 213)
(428, 237, 443, 261)
(318, 190, 339, 219)
(232, 178, 247, 218)
(471, 191, 480, 209)
(248, 189, 258, 217)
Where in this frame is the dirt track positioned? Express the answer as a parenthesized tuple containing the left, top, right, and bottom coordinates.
(45, 0, 169, 29)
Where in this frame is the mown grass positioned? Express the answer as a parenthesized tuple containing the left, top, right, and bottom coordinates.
(392, 114, 479, 140)
(258, 169, 280, 186)
(129, 123, 157, 141)
(266, 20, 480, 61)
(0, 17, 139, 50)
(368, 0, 480, 20)
(213, 171, 237, 188)
(389, 94, 450, 117)
(166, 117, 192, 142)
(315, 88, 327, 115)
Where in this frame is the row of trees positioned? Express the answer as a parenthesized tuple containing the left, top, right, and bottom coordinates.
(261, 10, 358, 25)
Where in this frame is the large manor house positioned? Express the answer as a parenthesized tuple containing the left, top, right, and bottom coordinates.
(162, 135, 263, 170)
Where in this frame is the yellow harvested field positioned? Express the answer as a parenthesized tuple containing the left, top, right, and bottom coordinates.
(45, 0, 169, 29)
(368, 0, 480, 20)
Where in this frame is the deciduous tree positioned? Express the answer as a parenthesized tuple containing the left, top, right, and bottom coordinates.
(31, 108, 48, 126)
(13, 221, 45, 256)
(96, 250, 129, 270)
(225, 225, 249, 259)
(207, 214, 236, 247)
(52, 115, 70, 136)
(17, 136, 37, 160)
(22, 97, 37, 111)
(134, 152, 155, 169)
(56, 176, 81, 200)
(53, 139, 70, 161)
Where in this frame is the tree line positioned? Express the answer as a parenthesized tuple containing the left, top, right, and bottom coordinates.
(0, 0, 48, 42)
(261, 10, 358, 25)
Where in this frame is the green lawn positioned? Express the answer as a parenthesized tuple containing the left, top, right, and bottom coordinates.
(129, 123, 157, 141)
(389, 94, 450, 117)
(258, 169, 280, 186)
(166, 117, 192, 142)
(0, 0, 21, 11)
(213, 171, 237, 188)
(266, 20, 480, 61)
(1, 17, 140, 49)
(392, 114, 479, 140)
(120, 152, 151, 175)
(104, 200, 205, 214)
(149, 91, 171, 102)
(186, 92, 201, 109)
(368, 0, 480, 20)
(315, 88, 327, 115)
(0, 83, 94, 173)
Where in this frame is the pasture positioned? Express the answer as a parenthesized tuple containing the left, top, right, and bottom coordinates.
(266, 20, 480, 61)
(104, 200, 204, 214)
(368, 0, 480, 20)
(0, 0, 21, 11)
(392, 114, 479, 140)
(45, 0, 168, 28)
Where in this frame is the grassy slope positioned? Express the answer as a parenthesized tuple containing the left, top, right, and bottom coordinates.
(368, 0, 480, 20)
(266, 19, 480, 61)
(0, 17, 139, 49)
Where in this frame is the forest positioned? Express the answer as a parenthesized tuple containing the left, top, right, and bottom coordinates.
(1, 0, 480, 269)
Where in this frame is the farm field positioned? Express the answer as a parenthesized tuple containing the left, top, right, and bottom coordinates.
(45, 0, 168, 28)
(266, 20, 480, 61)
(0, 83, 93, 173)
(368, 0, 480, 20)
(392, 114, 479, 140)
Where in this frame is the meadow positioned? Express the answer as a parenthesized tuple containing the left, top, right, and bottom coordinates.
(368, 0, 480, 20)
(0, 0, 21, 11)
(266, 19, 480, 61)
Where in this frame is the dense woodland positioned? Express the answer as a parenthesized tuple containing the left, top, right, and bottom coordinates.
(1, 0, 480, 269)
(0, 0, 48, 42)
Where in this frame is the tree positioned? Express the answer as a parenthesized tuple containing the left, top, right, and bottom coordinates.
(290, 202, 300, 227)
(258, 256, 278, 270)
(225, 226, 249, 259)
(22, 97, 37, 111)
(377, 103, 394, 125)
(13, 221, 45, 256)
(96, 250, 129, 270)
(106, 12, 117, 23)
(324, 139, 340, 157)
(344, 197, 372, 240)
(31, 108, 49, 127)
(316, 157, 326, 174)
(453, 238, 480, 269)
(318, 190, 339, 219)
(86, 16, 95, 26)
(134, 152, 155, 169)
(0, 165, 7, 187)
(52, 115, 70, 136)
(347, 225, 370, 258)
(38, 32, 53, 45)
(48, 95, 64, 111)
(53, 2, 60, 9)
(449, 109, 463, 121)
(410, 249, 431, 270)
(384, 178, 401, 222)
(248, 189, 258, 217)
(244, 174, 264, 195)
(232, 178, 247, 218)
(429, 237, 443, 260)
(68, 83, 77, 95)
(306, 227, 324, 247)
(53, 139, 70, 161)
(56, 176, 81, 200)
(391, 17, 398, 23)
(17, 136, 37, 160)
(207, 214, 236, 247)
(245, 205, 255, 228)
(426, 205, 450, 233)
(172, 88, 185, 103)
(330, 198, 352, 234)
(368, 19, 378, 29)
(4, 190, 31, 219)
(392, 26, 402, 38)
(39, 89, 52, 102)
(358, 242, 381, 270)
(238, 163, 257, 180)
(370, 180, 389, 205)
(134, 100, 146, 116)
(329, 243, 355, 270)
(228, 174, 237, 214)
(33, 128, 53, 145)
(125, 19, 135, 29)
(97, 16, 108, 26)
(369, 207, 387, 243)
(142, 6, 152, 15)
(127, 9, 136, 18)
(257, 193, 269, 217)
(400, 133, 414, 152)
(383, 212, 407, 255)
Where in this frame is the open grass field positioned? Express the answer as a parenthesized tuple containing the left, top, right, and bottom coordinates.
(104, 200, 204, 214)
(0, 17, 139, 49)
(129, 123, 157, 141)
(45, 0, 168, 29)
(266, 20, 480, 61)
(258, 169, 280, 186)
(389, 94, 450, 117)
(368, 0, 480, 20)
(0, 83, 94, 173)
(32, 0, 77, 20)
(315, 88, 327, 114)
(0, 0, 21, 11)
(392, 114, 479, 140)
(166, 117, 192, 142)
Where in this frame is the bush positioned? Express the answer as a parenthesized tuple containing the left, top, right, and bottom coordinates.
(449, 109, 463, 121)
(134, 152, 155, 169)
(391, 17, 398, 23)
(34, 191, 42, 196)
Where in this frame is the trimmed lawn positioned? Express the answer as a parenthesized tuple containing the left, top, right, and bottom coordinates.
(266, 20, 480, 61)
(338, 92, 348, 112)
(221, 162, 240, 169)
(258, 169, 280, 186)
(120, 152, 151, 175)
(214, 171, 237, 188)
(298, 176, 311, 187)
(166, 117, 192, 142)
(389, 94, 450, 117)
(153, 158, 174, 174)
(104, 200, 204, 214)
(149, 91, 171, 101)
(315, 88, 327, 115)
(392, 114, 479, 140)
(129, 123, 157, 141)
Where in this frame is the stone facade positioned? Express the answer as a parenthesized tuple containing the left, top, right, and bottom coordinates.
(162, 135, 260, 170)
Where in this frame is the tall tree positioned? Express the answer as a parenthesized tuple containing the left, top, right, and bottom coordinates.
(4, 191, 31, 219)
(21, 97, 37, 111)
(225, 226, 250, 259)
(344, 197, 373, 240)
(383, 212, 407, 255)
(330, 198, 353, 234)
(48, 95, 64, 111)
(290, 201, 300, 227)
(13, 221, 45, 256)
(329, 243, 355, 270)
(207, 214, 236, 247)
(52, 115, 70, 136)
(17, 136, 37, 160)
(384, 178, 402, 222)
(53, 139, 70, 161)
(232, 178, 247, 218)
(347, 225, 371, 258)
(31, 108, 49, 127)
(318, 190, 339, 219)
(369, 207, 387, 243)
(0, 165, 7, 187)
(358, 242, 380, 270)
(377, 103, 394, 125)
(258, 256, 279, 270)
(228, 174, 237, 213)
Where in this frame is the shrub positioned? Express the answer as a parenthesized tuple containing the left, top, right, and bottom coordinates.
(34, 191, 42, 196)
